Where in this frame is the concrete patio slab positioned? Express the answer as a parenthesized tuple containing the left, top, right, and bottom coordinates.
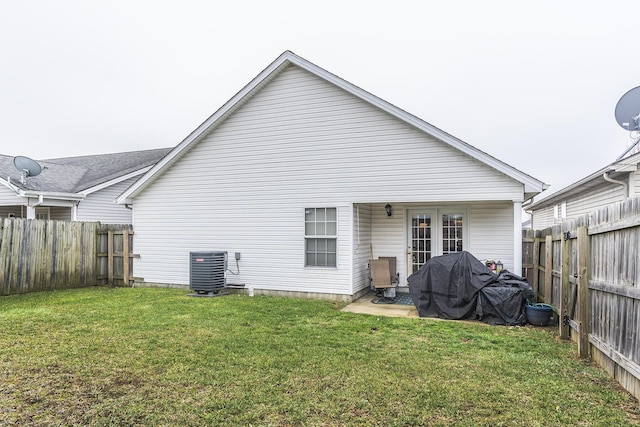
(341, 293, 419, 318)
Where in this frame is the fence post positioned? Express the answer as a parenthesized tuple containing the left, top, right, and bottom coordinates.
(123, 229, 130, 287)
(559, 232, 570, 340)
(107, 229, 114, 285)
(544, 235, 552, 303)
(532, 234, 540, 299)
(577, 226, 590, 358)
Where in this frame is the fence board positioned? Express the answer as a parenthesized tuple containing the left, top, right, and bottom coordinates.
(528, 196, 640, 400)
(0, 219, 129, 295)
(559, 235, 570, 339)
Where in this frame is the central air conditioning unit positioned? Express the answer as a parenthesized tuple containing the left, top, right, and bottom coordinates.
(189, 251, 227, 294)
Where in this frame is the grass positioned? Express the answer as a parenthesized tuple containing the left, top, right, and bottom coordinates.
(0, 288, 638, 426)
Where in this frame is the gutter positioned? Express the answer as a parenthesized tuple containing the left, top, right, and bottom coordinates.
(602, 170, 628, 198)
(22, 190, 85, 201)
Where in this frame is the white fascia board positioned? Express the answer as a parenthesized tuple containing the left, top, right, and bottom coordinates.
(117, 51, 547, 203)
(22, 191, 85, 201)
(79, 167, 151, 196)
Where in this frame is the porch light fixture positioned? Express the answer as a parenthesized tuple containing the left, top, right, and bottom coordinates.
(385, 203, 393, 217)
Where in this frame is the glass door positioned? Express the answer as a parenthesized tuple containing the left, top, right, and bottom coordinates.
(407, 209, 466, 277)
(408, 211, 434, 274)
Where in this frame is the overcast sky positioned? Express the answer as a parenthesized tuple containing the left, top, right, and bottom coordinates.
(1, 1, 639, 200)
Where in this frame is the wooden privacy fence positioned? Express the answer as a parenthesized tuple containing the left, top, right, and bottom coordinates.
(523, 197, 640, 400)
(97, 223, 134, 287)
(0, 218, 134, 295)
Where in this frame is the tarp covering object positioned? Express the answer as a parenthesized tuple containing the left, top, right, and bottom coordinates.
(408, 251, 534, 325)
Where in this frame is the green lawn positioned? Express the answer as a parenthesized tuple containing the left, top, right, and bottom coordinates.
(0, 288, 638, 426)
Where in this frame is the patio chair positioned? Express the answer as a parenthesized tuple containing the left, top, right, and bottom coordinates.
(369, 257, 399, 292)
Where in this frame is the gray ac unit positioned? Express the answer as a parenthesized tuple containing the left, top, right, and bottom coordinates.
(189, 251, 227, 293)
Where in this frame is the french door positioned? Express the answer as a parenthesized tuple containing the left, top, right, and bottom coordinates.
(407, 209, 465, 275)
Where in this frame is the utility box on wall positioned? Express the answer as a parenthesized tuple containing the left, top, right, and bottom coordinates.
(189, 251, 227, 293)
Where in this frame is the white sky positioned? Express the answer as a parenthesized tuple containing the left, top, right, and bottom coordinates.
(1, 1, 639, 200)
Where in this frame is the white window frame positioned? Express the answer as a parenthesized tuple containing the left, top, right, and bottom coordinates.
(304, 207, 337, 268)
(406, 207, 469, 275)
(440, 211, 466, 255)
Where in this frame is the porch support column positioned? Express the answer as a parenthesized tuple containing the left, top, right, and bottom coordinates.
(513, 200, 522, 275)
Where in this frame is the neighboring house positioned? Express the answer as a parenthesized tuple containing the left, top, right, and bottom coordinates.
(116, 51, 547, 300)
(527, 151, 640, 229)
(0, 148, 171, 223)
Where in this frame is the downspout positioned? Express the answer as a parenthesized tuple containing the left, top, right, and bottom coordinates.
(602, 170, 628, 198)
(26, 194, 43, 220)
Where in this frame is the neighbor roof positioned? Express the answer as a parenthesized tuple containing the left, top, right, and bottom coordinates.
(117, 50, 547, 204)
(0, 148, 172, 195)
(527, 151, 640, 209)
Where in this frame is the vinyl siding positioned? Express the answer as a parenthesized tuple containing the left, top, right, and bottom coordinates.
(532, 205, 555, 229)
(0, 185, 26, 217)
(468, 202, 514, 269)
(77, 177, 137, 223)
(132, 65, 525, 294)
(367, 202, 515, 286)
(0, 185, 23, 204)
(533, 181, 626, 229)
(352, 203, 372, 294)
(632, 168, 640, 196)
(566, 183, 625, 218)
(0, 206, 22, 217)
(370, 204, 408, 285)
(49, 206, 71, 221)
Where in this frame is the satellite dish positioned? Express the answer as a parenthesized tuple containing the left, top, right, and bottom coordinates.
(13, 155, 42, 185)
(615, 86, 640, 131)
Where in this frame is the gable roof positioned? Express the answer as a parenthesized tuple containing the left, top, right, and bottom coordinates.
(527, 151, 640, 210)
(1, 148, 171, 196)
(116, 51, 547, 204)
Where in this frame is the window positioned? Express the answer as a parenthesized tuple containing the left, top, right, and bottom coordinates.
(442, 213, 464, 254)
(553, 203, 566, 223)
(305, 207, 337, 267)
(35, 207, 50, 220)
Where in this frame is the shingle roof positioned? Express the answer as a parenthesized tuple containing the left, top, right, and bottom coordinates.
(0, 148, 172, 193)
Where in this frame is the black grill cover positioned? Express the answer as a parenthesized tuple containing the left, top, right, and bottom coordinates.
(408, 251, 534, 325)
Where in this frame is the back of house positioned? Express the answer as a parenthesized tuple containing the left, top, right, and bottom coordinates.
(117, 51, 547, 300)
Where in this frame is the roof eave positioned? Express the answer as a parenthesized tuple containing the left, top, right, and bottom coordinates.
(529, 153, 640, 210)
(79, 167, 151, 196)
(21, 190, 85, 201)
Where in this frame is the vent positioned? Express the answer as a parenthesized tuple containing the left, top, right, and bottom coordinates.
(190, 251, 227, 293)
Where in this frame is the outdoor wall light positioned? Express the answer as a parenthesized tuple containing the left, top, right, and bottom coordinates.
(385, 203, 393, 217)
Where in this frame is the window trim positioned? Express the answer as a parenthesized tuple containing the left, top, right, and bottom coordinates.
(304, 207, 338, 268)
(406, 206, 469, 260)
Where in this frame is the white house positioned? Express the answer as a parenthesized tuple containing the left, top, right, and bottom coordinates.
(528, 151, 640, 229)
(0, 148, 170, 223)
(117, 51, 547, 301)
